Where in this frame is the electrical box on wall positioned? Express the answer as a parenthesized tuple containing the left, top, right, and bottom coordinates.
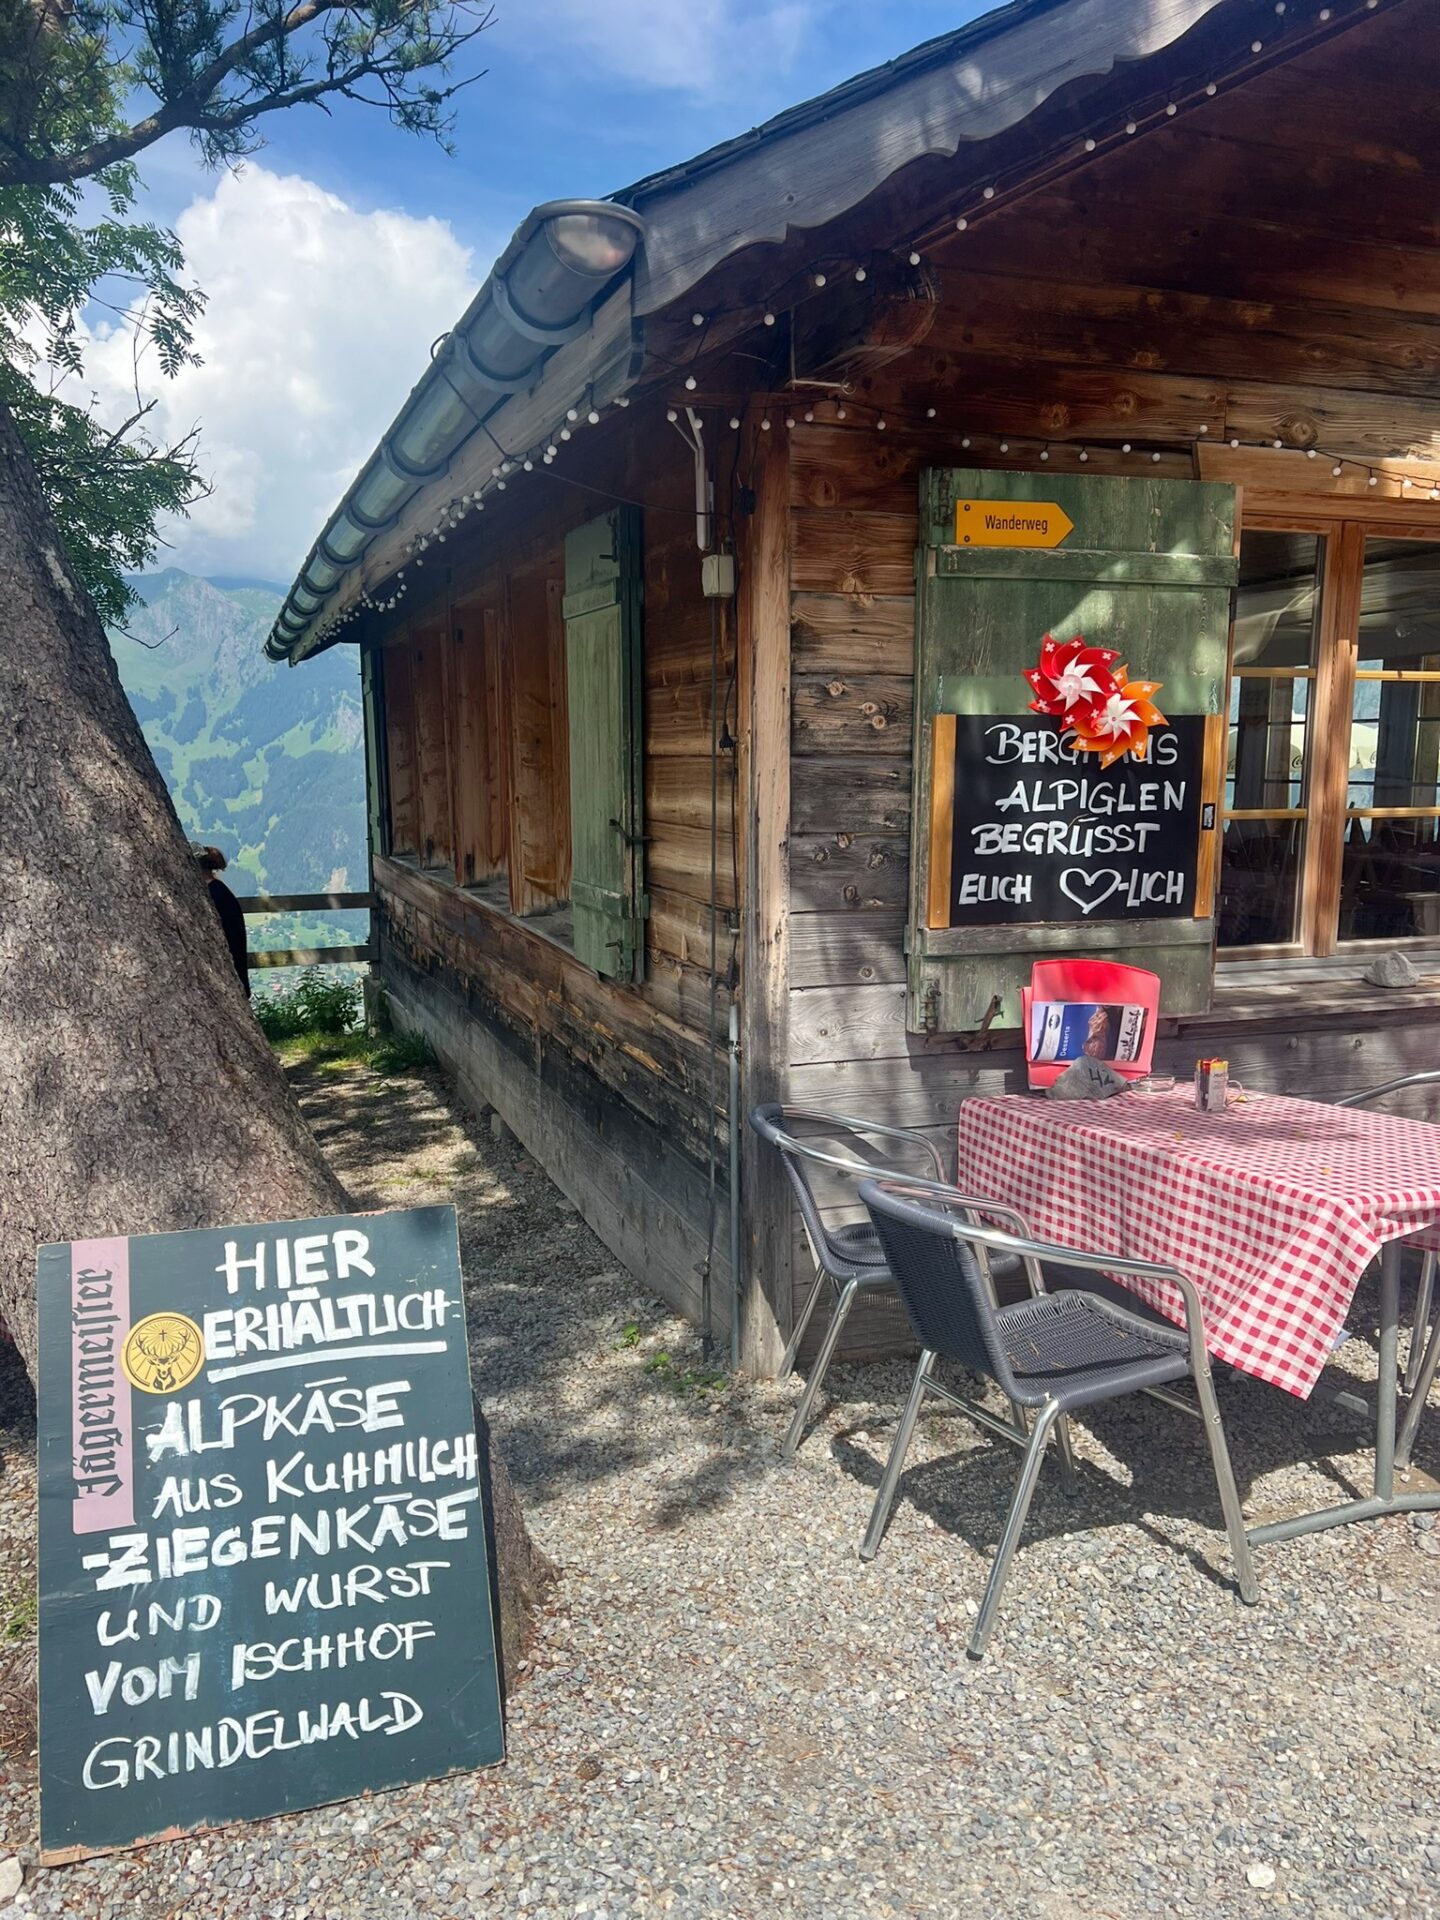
(701, 552, 736, 599)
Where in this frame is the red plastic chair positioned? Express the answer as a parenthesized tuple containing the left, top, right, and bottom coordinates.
(1021, 960, 1160, 1090)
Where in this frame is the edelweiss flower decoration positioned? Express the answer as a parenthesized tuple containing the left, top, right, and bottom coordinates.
(1023, 634, 1166, 770)
(1024, 634, 1121, 717)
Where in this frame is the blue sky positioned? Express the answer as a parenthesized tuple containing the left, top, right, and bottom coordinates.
(86, 0, 989, 586)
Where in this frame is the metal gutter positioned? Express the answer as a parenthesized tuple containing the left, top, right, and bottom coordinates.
(266, 199, 645, 661)
(269, 0, 1242, 663)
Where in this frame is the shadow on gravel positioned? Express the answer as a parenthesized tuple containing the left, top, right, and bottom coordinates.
(288, 1047, 1440, 1590)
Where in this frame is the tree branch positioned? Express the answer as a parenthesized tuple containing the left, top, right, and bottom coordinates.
(0, 1, 496, 188)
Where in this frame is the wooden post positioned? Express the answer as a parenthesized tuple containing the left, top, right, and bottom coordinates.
(737, 411, 792, 1378)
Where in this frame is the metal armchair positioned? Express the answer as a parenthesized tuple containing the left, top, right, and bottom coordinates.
(748, 1105, 1009, 1460)
(857, 1178, 1260, 1659)
(1337, 1071, 1440, 1392)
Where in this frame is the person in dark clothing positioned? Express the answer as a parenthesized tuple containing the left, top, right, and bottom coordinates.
(194, 845, 250, 996)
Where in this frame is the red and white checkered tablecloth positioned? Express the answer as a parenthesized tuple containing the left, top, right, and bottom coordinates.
(955, 1086, 1440, 1399)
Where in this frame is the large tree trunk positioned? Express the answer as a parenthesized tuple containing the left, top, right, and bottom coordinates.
(0, 404, 551, 1677)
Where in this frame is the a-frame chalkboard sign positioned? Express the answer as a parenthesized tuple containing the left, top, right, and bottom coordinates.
(37, 1206, 503, 1862)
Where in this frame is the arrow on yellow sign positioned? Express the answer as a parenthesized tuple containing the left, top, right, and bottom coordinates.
(954, 499, 1075, 549)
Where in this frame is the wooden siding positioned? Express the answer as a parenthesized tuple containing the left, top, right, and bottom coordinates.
(371, 397, 738, 1341)
(773, 9, 1440, 1342)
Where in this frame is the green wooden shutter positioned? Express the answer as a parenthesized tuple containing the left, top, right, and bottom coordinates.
(360, 643, 390, 861)
(563, 506, 646, 980)
(909, 467, 1237, 1032)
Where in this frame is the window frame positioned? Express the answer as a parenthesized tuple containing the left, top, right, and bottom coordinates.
(1222, 507, 1440, 963)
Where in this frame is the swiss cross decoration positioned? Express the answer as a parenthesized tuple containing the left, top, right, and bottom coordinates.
(1023, 633, 1167, 771)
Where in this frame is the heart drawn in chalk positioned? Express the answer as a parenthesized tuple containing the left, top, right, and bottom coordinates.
(1058, 868, 1125, 916)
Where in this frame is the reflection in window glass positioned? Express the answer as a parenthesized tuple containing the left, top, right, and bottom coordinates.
(1340, 540, 1440, 942)
(1218, 533, 1323, 948)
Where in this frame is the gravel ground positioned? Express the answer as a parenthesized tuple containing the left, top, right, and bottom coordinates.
(1, 1047, 1438, 1918)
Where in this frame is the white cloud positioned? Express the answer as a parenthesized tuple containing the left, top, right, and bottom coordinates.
(499, 0, 812, 96)
(78, 164, 484, 584)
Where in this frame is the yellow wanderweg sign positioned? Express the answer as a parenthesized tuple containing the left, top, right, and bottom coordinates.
(954, 499, 1075, 549)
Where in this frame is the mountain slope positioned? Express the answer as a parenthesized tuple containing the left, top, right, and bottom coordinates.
(110, 570, 367, 901)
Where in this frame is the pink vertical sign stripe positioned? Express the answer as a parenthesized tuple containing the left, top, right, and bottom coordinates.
(70, 1237, 134, 1533)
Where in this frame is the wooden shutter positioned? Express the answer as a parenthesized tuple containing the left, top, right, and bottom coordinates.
(563, 506, 646, 980)
(909, 468, 1237, 1032)
(360, 643, 390, 860)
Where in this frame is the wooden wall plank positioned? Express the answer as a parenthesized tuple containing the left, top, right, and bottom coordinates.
(738, 412, 792, 1377)
(382, 643, 418, 856)
(410, 625, 453, 871)
(790, 509, 919, 596)
(791, 591, 915, 671)
(791, 757, 910, 834)
(789, 832, 909, 912)
(846, 361, 1227, 446)
(920, 268, 1440, 399)
(941, 189, 1440, 320)
(788, 911, 908, 990)
(792, 673, 913, 756)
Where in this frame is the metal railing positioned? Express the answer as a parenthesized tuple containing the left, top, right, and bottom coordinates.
(240, 891, 375, 969)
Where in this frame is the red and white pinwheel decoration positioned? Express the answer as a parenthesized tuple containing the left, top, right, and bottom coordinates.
(1023, 633, 1166, 770)
(1023, 634, 1121, 718)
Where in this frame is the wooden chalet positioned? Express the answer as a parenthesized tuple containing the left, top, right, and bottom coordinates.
(269, 0, 1440, 1373)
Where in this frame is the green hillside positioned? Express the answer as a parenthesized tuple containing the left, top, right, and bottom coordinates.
(110, 570, 369, 954)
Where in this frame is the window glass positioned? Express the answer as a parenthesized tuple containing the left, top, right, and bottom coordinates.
(1340, 540, 1440, 942)
(1218, 532, 1324, 948)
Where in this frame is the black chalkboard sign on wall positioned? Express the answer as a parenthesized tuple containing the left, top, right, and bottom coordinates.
(942, 714, 1209, 927)
(37, 1206, 502, 1861)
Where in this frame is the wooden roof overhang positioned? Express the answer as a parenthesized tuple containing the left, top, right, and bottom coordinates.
(290, 0, 1436, 660)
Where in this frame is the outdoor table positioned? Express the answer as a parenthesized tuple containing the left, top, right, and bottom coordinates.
(954, 1085, 1440, 1546)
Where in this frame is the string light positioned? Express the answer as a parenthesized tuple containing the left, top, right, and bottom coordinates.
(291, 0, 1401, 654)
